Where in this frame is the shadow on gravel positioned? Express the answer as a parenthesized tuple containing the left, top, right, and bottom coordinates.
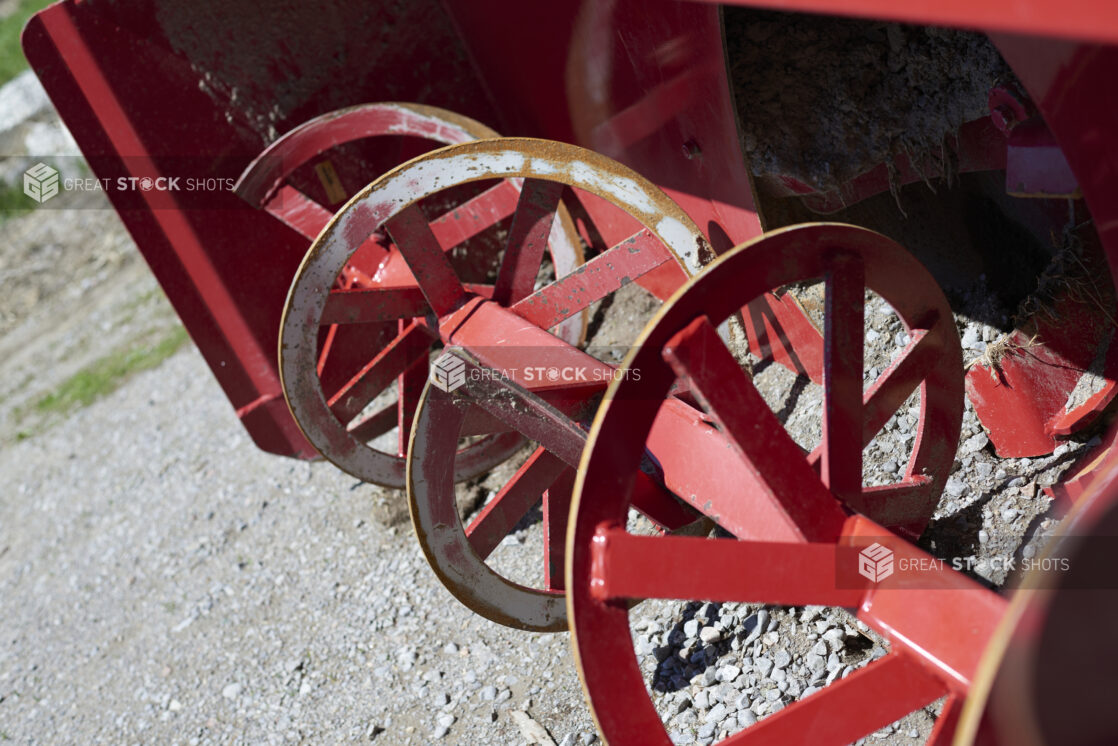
(650, 602, 767, 694)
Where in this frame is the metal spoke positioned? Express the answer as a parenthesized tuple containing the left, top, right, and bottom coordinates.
(264, 185, 333, 239)
(543, 468, 575, 590)
(662, 316, 846, 541)
(385, 204, 468, 316)
(806, 327, 937, 463)
(327, 321, 431, 423)
(492, 179, 565, 306)
(859, 477, 935, 527)
(588, 527, 866, 606)
(465, 447, 567, 559)
(347, 401, 398, 443)
(862, 327, 936, 442)
(822, 252, 866, 504)
(428, 179, 521, 251)
(926, 695, 961, 746)
(396, 350, 428, 457)
(511, 228, 673, 329)
(451, 353, 589, 467)
(316, 313, 342, 376)
(321, 285, 430, 325)
(742, 291, 825, 384)
(719, 654, 947, 746)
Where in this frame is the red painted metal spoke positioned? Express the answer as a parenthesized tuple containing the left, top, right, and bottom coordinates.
(458, 406, 516, 438)
(743, 291, 825, 385)
(452, 354, 589, 467)
(822, 252, 866, 504)
(806, 327, 937, 465)
(858, 477, 935, 526)
(385, 204, 468, 316)
(926, 695, 962, 746)
(316, 318, 342, 377)
(511, 228, 673, 329)
(492, 179, 565, 306)
(630, 470, 702, 531)
(588, 527, 865, 606)
(264, 185, 333, 239)
(427, 179, 520, 251)
(662, 316, 846, 541)
(465, 447, 568, 559)
(465, 284, 495, 299)
(396, 351, 428, 457)
(862, 327, 935, 441)
(327, 321, 431, 423)
(321, 285, 430, 325)
(347, 401, 398, 443)
(543, 468, 575, 591)
(719, 654, 948, 746)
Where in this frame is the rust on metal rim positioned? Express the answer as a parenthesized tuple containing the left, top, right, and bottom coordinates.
(278, 138, 588, 487)
(406, 360, 569, 632)
(235, 102, 500, 206)
(281, 137, 706, 487)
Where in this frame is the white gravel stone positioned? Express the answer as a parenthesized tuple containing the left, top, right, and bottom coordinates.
(705, 703, 727, 723)
(716, 665, 741, 683)
(964, 433, 989, 453)
(700, 627, 722, 645)
(433, 713, 455, 739)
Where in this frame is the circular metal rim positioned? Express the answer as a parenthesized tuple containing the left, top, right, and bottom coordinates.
(236, 102, 503, 206)
(406, 380, 570, 632)
(565, 222, 964, 743)
(279, 135, 614, 487)
(283, 137, 708, 487)
(255, 103, 549, 487)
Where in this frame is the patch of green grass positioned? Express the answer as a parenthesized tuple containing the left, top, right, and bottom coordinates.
(34, 325, 190, 414)
(0, 179, 33, 223)
(0, 0, 54, 87)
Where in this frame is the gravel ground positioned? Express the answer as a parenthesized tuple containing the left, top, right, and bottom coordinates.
(0, 345, 608, 746)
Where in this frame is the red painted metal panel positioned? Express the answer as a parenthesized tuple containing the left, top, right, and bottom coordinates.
(21, 0, 502, 457)
(706, 0, 1118, 45)
(446, 0, 763, 251)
